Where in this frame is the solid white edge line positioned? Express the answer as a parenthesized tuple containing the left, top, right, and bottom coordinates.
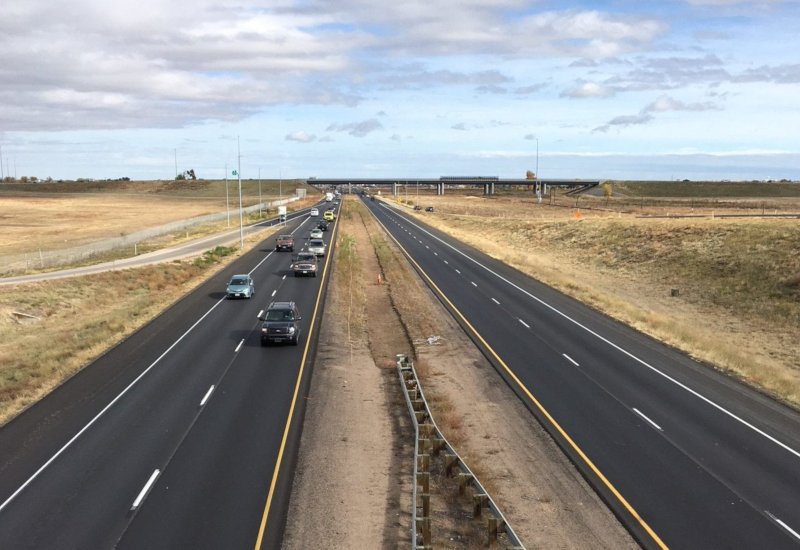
(563, 353, 580, 367)
(1, 242, 284, 513)
(519, 319, 530, 329)
(766, 511, 800, 542)
(235, 339, 245, 353)
(633, 408, 664, 432)
(0, 294, 229, 513)
(200, 385, 215, 407)
(379, 201, 800, 460)
(492, 298, 500, 305)
(131, 469, 161, 510)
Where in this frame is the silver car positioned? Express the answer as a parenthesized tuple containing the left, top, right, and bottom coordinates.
(309, 228, 323, 239)
(307, 239, 326, 256)
(226, 274, 254, 299)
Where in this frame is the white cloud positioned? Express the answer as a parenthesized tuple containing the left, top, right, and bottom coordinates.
(560, 81, 614, 98)
(326, 118, 384, 137)
(286, 131, 316, 143)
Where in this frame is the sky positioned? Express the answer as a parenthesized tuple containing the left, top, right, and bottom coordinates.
(1, 0, 799, 182)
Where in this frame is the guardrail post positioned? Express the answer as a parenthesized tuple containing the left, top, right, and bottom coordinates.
(444, 453, 458, 477)
(417, 471, 430, 493)
(473, 494, 488, 517)
(432, 437, 446, 456)
(420, 517, 431, 545)
(421, 493, 431, 518)
(487, 516, 498, 546)
(458, 472, 473, 495)
(417, 453, 430, 474)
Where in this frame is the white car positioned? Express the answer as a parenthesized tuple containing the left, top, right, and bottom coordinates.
(308, 239, 326, 256)
(309, 228, 323, 239)
(309, 208, 319, 216)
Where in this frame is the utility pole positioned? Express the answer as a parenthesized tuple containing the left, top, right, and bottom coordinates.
(237, 136, 244, 249)
(279, 169, 283, 202)
(258, 167, 262, 217)
(174, 148, 178, 179)
(225, 163, 230, 227)
(0, 143, 4, 180)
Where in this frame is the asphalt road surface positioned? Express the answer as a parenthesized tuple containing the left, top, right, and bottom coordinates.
(0, 203, 339, 549)
(362, 196, 800, 549)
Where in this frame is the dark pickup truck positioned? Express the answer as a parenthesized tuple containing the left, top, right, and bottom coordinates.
(275, 234, 295, 252)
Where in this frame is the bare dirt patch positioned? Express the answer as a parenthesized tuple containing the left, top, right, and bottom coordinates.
(285, 197, 635, 548)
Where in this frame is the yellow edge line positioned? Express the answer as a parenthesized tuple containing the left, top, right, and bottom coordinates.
(368, 201, 669, 550)
(253, 210, 339, 550)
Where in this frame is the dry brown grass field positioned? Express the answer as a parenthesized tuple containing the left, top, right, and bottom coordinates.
(390, 191, 800, 409)
(0, 178, 313, 256)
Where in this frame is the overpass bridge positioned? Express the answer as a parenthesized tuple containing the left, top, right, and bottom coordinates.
(307, 177, 600, 196)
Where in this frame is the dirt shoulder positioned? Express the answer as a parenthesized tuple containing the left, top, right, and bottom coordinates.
(284, 198, 635, 548)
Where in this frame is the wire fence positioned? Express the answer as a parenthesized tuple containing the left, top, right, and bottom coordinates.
(1, 197, 298, 275)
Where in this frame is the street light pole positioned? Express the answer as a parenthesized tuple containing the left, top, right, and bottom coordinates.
(225, 163, 230, 227)
(174, 148, 178, 179)
(237, 136, 244, 249)
(258, 167, 262, 218)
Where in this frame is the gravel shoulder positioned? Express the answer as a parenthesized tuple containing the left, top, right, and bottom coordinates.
(283, 198, 636, 548)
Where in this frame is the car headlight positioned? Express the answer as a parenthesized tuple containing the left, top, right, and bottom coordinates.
(262, 327, 268, 333)
(288, 327, 296, 334)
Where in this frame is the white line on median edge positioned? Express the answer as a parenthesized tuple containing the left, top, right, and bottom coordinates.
(563, 353, 580, 367)
(131, 469, 160, 510)
(766, 511, 800, 542)
(633, 408, 663, 432)
(235, 339, 245, 353)
(200, 385, 215, 407)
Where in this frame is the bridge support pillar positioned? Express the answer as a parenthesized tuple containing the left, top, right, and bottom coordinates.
(392, 182, 398, 196)
(437, 182, 444, 196)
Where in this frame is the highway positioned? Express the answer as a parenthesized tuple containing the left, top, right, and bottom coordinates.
(361, 195, 800, 549)
(0, 203, 339, 549)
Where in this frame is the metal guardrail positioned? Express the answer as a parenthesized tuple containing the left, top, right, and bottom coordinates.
(395, 354, 525, 549)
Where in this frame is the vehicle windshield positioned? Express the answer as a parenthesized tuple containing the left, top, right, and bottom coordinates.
(296, 254, 315, 261)
(278, 235, 292, 240)
(266, 309, 294, 322)
(310, 240, 324, 246)
(230, 278, 248, 286)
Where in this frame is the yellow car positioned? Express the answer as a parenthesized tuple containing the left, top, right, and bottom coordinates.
(323, 210, 335, 221)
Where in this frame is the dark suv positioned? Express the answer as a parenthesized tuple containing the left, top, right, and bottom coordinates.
(259, 301, 302, 346)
